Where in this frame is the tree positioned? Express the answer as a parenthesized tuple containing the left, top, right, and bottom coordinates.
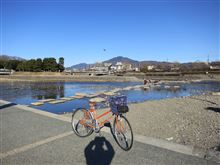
(2, 57, 65, 72)
(16, 62, 25, 71)
(59, 57, 64, 66)
(140, 64, 148, 73)
(0, 61, 3, 68)
(35, 58, 43, 71)
(0, 60, 21, 70)
(58, 57, 65, 72)
(42, 58, 58, 72)
(0, 60, 7, 69)
(28, 59, 37, 71)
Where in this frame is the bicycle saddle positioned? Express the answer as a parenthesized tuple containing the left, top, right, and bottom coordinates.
(89, 97, 106, 103)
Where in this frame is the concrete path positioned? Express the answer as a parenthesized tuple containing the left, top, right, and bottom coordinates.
(0, 101, 218, 165)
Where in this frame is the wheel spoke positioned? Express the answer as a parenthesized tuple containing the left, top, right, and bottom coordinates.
(113, 116, 133, 151)
(71, 108, 93, 137)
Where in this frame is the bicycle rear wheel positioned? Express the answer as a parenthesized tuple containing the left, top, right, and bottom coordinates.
(71, 108, 94, 137)
(113, 115, 133, 151)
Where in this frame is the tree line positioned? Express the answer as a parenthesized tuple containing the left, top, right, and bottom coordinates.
(0, 57, 65, 72)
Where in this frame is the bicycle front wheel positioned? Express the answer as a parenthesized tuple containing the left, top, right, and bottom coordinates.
(71, 108, 94, 137)
(113, 115, 133, 151)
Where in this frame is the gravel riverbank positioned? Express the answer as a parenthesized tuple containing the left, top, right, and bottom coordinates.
(63, 94, 220, 151)
(126, 94, 220, 150)
(0, 75, 142, 82)
(1, 72, 220, 82)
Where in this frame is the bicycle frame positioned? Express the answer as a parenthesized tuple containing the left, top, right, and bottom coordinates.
(79, 102, 114, 130)
(95, 110, 114, 128)
(115, 116, 126, 134)
(72, 99, 133, 151)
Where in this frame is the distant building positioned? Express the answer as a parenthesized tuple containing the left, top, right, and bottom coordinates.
(147, 65, 155, 71)
(90, 62, 112, 75)
(64, 69, 72, 75)
(0, 68, 13, 75)
(116, 62, 123, 71)
(155, 68, 164, 72)
(210, 64, 220, 70)
(72, 68, 79, 72)
(90, 61, 136, 73)
(64, 69, 72, 73)
(104, 63, 112, 67)
(170, 67, 180, 71)
(113, 62, 137, 72)
(123, 63, 132, 71)
(110, 66, 117, 71)
(134, 67, 139, 72)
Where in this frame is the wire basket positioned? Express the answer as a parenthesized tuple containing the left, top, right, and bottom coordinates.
(108, 95, 128, 114)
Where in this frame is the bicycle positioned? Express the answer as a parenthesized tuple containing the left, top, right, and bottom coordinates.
(71, 95, 133, 151)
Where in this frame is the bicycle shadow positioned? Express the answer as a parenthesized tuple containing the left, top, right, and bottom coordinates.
(206, 107, 220, 113)
(0, 103, 17, 110)
(84, 136, 115, 165)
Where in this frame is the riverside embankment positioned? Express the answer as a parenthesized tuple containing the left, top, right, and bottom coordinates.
(1, 71, 220, 82)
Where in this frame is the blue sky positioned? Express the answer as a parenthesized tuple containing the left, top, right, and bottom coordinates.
(1, 0, 219, 67)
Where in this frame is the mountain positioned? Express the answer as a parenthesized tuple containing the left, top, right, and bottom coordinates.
(67, 56, 182, 70)
(0, 55, 25, 61)
(66, 63, 89, 70)
(103, 56, 139, 66)
(67, 56, 141, 70)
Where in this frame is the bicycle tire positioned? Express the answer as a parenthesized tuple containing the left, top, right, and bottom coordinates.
(113, 115, 133, 151)
(71, 108, 94, 137)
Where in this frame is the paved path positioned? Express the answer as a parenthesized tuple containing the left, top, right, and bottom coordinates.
(0, 101, 218, 165)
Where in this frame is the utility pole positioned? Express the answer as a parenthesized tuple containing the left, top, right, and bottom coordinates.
(207, 54, 210, 64)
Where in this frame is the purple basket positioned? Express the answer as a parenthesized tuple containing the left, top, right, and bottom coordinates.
(109, 95, 127, 114)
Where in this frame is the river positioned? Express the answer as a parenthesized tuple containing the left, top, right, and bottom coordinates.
(0, 81, 219, 114)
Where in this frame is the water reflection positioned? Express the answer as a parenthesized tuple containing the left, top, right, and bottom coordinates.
(1, 82, 65, 103)
(0, 81, 219, 114)
(31, 82, 65, 100)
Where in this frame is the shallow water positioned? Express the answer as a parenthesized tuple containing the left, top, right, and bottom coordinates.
(0, 81, 220, 114)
